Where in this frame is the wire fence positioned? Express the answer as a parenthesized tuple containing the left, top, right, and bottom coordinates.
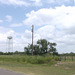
(58, 55, 75, 61)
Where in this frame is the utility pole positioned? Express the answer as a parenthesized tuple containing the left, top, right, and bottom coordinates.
(32, 25, 34, 56)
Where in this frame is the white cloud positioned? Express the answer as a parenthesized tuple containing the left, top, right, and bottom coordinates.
(0, 0, 74, 7)
(23, 9, 54, 26)
(0, 0, 29, 6)
(30, 0, 42, 6)
(0, 26, 18, 42)
(35, 25, 55, 40)
(6, 15, 12, 22)
(10, 23, 22, 27)
(24, 5, 75, 33)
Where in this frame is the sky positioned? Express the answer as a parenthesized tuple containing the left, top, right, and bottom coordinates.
(0, 0, 75, 53)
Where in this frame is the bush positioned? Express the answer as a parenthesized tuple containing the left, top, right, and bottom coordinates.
(37, 57, 44, 64)
(54, 56, 60, 61)
(22, 58, 26, 62)
(48, 59, 56, 66)
(44, 56, 52, 63)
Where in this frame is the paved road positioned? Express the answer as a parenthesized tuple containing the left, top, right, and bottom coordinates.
(0, 68, 25, 75)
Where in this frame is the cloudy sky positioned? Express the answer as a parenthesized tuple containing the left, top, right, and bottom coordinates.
(0, 0, 75, 53)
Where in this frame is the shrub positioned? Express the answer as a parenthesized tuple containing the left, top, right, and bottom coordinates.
(22, 58, 26, 62)
(48, 59, 56, 66)
(54, 56, 60, 61)
(37, 58, 44, 64)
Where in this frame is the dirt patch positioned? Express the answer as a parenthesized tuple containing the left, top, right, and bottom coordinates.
(55, 62, 70, 67)
(28, 73, 35, 75)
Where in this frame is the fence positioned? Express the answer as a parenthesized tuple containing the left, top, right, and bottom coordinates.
(59, 55, 75, 61)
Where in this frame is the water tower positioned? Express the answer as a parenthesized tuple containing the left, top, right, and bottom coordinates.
(7, 36, 13, 52)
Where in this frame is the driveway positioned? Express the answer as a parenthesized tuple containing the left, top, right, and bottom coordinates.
(0, 68, 25, 75)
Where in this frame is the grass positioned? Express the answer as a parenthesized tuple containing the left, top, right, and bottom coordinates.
(0, 62, 75, 75)
(0, 55, 58, 64)
(0, 55, 75, 75)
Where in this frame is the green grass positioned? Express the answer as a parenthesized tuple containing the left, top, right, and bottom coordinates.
(0, 55, 58, 64)
(0, 61, 75, 75)
(0, 55, 75, 75)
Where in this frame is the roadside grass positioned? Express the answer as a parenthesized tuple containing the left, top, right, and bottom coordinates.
(0, 55, 75, 75)
(0, 55, 59, 64)
(0, 61, 75, 75)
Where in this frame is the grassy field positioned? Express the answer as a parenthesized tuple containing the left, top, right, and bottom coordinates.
(0, 55, 75, 75)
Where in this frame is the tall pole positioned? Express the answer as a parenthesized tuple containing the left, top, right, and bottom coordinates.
(32, 25, 34, 56)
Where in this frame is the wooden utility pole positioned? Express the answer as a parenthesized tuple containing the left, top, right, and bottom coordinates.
(32, 25, 34, 56)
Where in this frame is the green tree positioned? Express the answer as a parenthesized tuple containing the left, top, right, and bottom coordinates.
(49, 42, 57, 55)
(33, 45, 40, 55)
(24, 39, 57, 55)
(24, 44, 32, 55)
(37, 39, 49, 54)
(0, 51, 3, 55)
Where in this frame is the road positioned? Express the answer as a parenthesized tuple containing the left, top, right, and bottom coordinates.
(0, 68, 25, 75)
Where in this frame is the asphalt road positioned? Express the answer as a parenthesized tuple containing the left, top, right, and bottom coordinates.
(0, 68, 25, 75)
